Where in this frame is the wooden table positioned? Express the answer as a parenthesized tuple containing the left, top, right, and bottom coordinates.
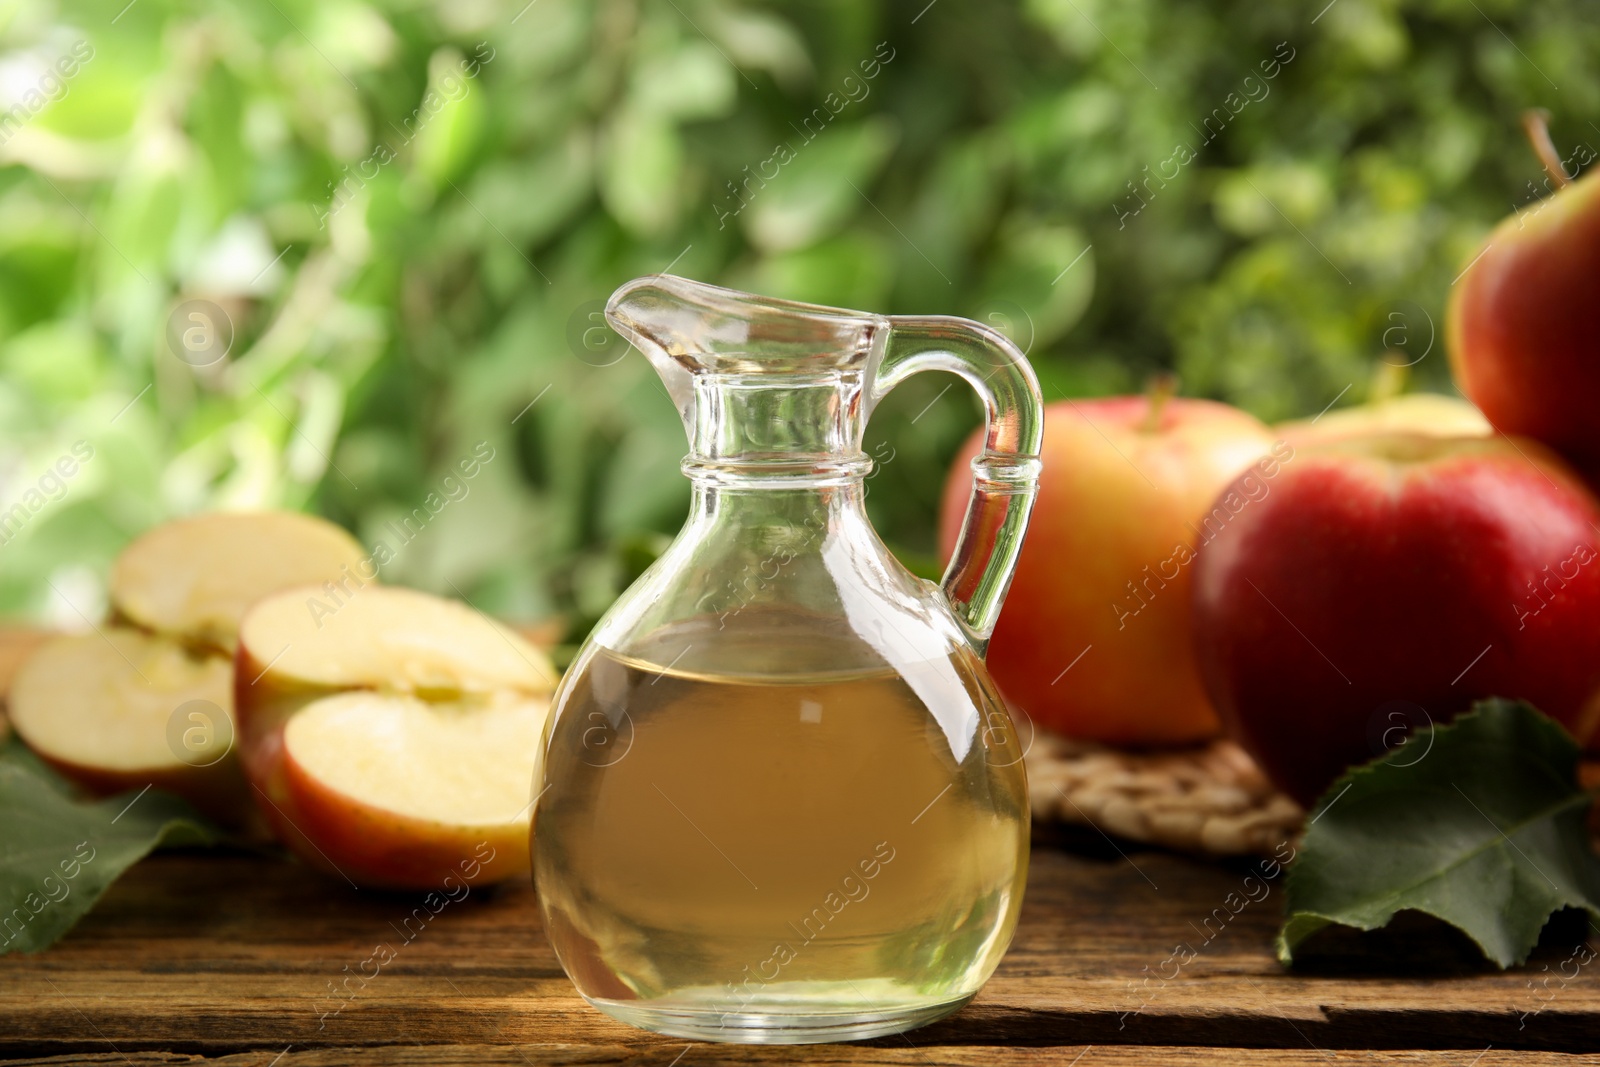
(2, 626, 1596, 1065)
(2, 822, 1597, 1066)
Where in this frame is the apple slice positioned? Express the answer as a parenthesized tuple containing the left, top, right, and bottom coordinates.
(8, 629, 250, 820)
(236, 584, 556, 889)
(111, 511, 368, 653)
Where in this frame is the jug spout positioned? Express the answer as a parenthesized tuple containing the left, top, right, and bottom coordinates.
(604, 275, 887, 441)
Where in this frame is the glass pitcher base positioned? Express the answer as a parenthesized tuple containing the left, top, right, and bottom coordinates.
(584, 986, 974, 1044)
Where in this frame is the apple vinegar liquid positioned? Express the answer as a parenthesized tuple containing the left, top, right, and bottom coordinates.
(531, 611, 1030, 1041)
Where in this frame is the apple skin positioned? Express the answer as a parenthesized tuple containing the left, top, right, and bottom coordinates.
(232, 641, 348, 875)
(278, 748, 529, 890)
(940, 396, 1275, 746)
(1192, 433, 1600, 805)
(1276, 394, 1490, 448)
(1449, 170, 1600, 484)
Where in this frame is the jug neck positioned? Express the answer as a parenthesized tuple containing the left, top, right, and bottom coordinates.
(603, 275, 889, 488)
(682, 370, 871, 488)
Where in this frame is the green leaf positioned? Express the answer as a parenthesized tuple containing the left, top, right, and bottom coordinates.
(412, 48, 489, 189)
(0, 738, 220, 955)
(630, 42, 739, 121)
(1278, 699, 1600, 969)
(703, 7, 811, 90)
(738, 231, 894, 309)
(469, 134, 595, 250)
(600, 107, 684, 238)
(973, 221, 1095, 349)
(0, 320, 104, 403)
(742, 117, 897, 253)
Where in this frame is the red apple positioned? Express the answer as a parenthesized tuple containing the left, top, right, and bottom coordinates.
(1449, 112, 1600, 484)
(1192, 433, 1600, 805)
(940, 387, 1276, 746)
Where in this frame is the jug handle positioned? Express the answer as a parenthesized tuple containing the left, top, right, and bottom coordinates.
(874, 316, 1044, 654)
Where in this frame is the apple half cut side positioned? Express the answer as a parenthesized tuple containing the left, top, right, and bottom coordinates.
(236, 584, 557, 889)
(111, 511, 369, 654)
(280, 691, 542, 888)
(8, 629, 251, 822)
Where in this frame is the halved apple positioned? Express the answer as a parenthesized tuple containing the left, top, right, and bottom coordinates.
(111, 510, 368, 653)
(235, 585, 556, 889)
(8, 510, 371, 824)
(8, 629, 248, 817)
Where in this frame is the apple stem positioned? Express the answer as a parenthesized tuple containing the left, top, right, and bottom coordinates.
(1522, 109, 1573, 189)
(1141, 372, 1178, 434)
(1369, 360, 1407, 404)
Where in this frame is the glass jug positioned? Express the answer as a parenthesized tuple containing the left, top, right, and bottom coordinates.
(532, 275, 1043, 1044)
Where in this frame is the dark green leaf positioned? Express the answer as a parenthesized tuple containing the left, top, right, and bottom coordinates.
(1278, 699, 1600, 969)
(0, 738, 219, 955)
(742, 117, 897, 253)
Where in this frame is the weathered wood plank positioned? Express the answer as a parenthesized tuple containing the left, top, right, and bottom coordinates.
(3, 1049, 1600, 1067)
(1, 844, 1596, 1062)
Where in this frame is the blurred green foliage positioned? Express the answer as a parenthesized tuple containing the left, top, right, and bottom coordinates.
(0, 0, 1593, 636)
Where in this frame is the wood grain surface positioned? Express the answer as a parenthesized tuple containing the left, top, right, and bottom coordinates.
(3, 627, 1599, 1064)
(1, 839, 1597, 1064)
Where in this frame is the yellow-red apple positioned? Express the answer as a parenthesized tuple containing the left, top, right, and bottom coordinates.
(940, 389, 1277, 746)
